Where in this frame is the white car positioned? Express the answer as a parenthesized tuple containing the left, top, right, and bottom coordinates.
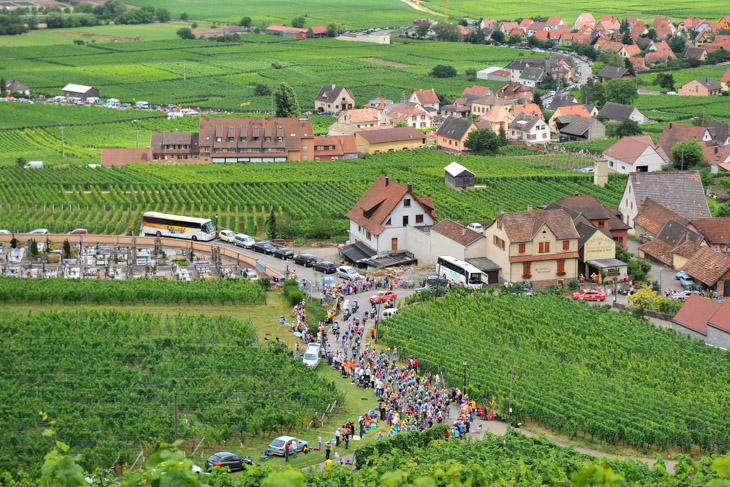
(233, 233, 255, 248)
(337, 265, 362, 280)
(29, 228, 49, 234)
(0, 229, 11, 234)
(302, 343, 321, 368)
(467, 223, 483, 233)
(218, 229, 236, 242)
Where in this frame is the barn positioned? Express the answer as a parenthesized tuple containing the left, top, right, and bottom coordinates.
(61, 84, 100, 99)
(444, 161, 475, 189)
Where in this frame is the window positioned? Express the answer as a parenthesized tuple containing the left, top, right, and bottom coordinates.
(385, 218, 391, 226)
(415, 214, 424, 223)
(497, 220, 502, 230)
(403, 198, 411, 207)
(557, 259, 565, 274)
(366, 231, 371, 240)
(493, 236, 505, 250)
(214, 148, 223, 153)
(522, 262, 531, 278)
(597, 221, 604, 227)
(519, 243, 525, 254)
(303, 146, 308, 151)
(215, 137, 222, 142)
(277, 136, 283, 141)
(402, 215, 409, 226)
(265, 137, 271, 142)
(562, 240, 569, 251)
(226, 148, 235, 153)
(228, 137, 234, 142)
(538, 242, 550, 253)
(303, 155, 308, 161)
(240, 136, 247, 142)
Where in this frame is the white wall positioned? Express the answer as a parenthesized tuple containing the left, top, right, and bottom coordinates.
(618, 179, 638, 227)
(607, 147, 668, 174)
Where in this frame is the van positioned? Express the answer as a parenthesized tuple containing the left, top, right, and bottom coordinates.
(24, 161, 43, 169)
(381, 308, 398, 320)
(302, 343, 321, 368)
(135, 101, 149, 109)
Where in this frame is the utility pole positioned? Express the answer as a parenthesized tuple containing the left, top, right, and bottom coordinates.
(134, 129, 139, 149)
(60, 123, 65, 158)
(173, 390, 179, 441)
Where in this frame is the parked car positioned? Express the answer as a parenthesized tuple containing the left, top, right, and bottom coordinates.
(679, 277, 696, 288)
(520, 281, 533, 296)
(675, 270, 691, 281)
(667, 291, 690, 300)
(302, 343, 321, 368)
(381, 307, 398, 320)
(252, 241, 276, 255)
(273, 247, 294, 260)
(0, 229, 11, 234)
(204, 452, 255, 472)
(67, 228, 88, 235)
(29, 228, 49, 234)
(370, 290, 397, 304)
(314, 261, 336, 274)
(294, 253, 318, 267)
(233, 233, 255, 248)
(572, 290, 606, 301)
(466, 222, 483, 233)
(421, 275, 449, 288)
(267, 436, 308, 456)
(337, 265, 362, 280)
(218, 229, 236, 242)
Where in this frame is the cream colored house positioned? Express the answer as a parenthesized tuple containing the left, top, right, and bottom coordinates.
(484, 208, 580, 287)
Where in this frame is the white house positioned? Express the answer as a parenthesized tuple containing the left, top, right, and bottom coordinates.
(346, 174, 437, 254)
(508, 114, 550, 145)
(603, 136, 669, 174)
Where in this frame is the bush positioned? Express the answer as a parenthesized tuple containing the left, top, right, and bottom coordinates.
(430, 64, 457, 78)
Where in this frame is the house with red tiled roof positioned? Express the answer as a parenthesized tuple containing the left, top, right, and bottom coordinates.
(346, 174, 437, 254)
(306, 25, 327, 38)
(407, 89, 440, 112)
(485, 208, 580, 286)
(548, 104, 593, 131)
(499, 21, 519, 33)
(628, 57, 649, 71)
(462, 85, 492, 97)
(534, 30, 549, 42)
(681, 247, 730, 296)
(313, 135, 359, 161)
(656, 122, 713, 160)
(547, 17, 567, 29)
(497, 82, 534, 102)
(619, 44, 642, 58)
(480, 18, 496, 30)
(703, 144, 730, 173)
(338, 108, 382, 130)
(638, 218, 705, 266)
(671, 295, 730, 344)
(354, 127, 426, 154)
(645, 42, 677, 64)
(633, 198, 688, 239)
(687, 219, 730, 255)
(550, 194, 630, 249)
(385, 103, 433, 129)
(573, 13, 595, 30)
(510, 102, 543, 119)
(604, 136, 669, 174)
(721, 68, 730, 92)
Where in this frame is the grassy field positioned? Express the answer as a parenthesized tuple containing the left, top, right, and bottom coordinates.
(0, 36, 546, 111)
(633, 93, 730, 123)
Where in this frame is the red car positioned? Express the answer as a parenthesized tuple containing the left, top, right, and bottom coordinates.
(370, 290, 397, 304)
(572, 290, 606, 301)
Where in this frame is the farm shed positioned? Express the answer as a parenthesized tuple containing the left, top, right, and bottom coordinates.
(61, 84, 99, 99)
(444, 161, 475, 189)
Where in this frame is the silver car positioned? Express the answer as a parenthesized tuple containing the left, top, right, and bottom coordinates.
(267, 436, 308, 456)
(233, 233, 255, 248)
(337, 265, 362, 280)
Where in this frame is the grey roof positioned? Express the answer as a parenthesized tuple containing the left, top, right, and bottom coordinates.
(520, 67, 545, 82)
(508, 113, 542, 132)
(601, 102, 639, 122)
(315, 84, 354, 103)
(598, 66, 630, 80)
(544, 94, 578, 111)
(544, 201, 583, 221)
(656, 219, 703, 247)
(703, 120, 730, 144)
(695, 78, 721, 91)
(466, 257, 502, 272)
(586, 258, 627, 268)
(575, 221, 599, 249)
(555, 115, 602, 137)
(436, 117, 475, 140)
(505, 56, 573, 72)
(629, 171, 711, 220)
(6, 79, 28, 92)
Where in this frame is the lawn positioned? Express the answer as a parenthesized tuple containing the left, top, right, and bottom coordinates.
(638, 65, 730, 91)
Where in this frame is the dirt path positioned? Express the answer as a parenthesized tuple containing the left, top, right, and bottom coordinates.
(398, 0, 439, 15)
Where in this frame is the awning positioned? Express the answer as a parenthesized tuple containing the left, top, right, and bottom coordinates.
(340, 241, 377, 263)
(364, 252, 417, 269)
(586, 259, 627, 268)
(466, 257, 501, 272)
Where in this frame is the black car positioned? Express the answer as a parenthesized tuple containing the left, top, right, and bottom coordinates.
(294, 253, 318, 267)
(252, 241, 276, 255)
(273, 247, 294, 260)
(204, 452, 255, 472)
(314, 261, 336, 274)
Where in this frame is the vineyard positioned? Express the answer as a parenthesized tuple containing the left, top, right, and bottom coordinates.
(0, 310, 341, 474)
(0, 277, 265, 305)
(0, 149, 625, 236)
(381, 292, 730, 453)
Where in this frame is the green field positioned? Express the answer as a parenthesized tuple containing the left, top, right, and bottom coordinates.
(633, 94, 730, 123)
(639, 65, 730, 91)
(0, 150, 624, 235)
(0, 36, 545, 111)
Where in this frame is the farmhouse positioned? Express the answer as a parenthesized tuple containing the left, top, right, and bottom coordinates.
(407, 89, 440, 112)
(312, 135, 359, 161)
(436, 117, 476, 154)
(345, 174, 437, 254)
(5, 79, 29, 96)
(600, 102, 653, 124)
(597, 66, 633, 83)
(338, 108, 382, 130)
(385, 103, 432, 129)
(672, 295, 730, 345)
(678, 78, 722, 96)
(354, 127, 426, 154)
(508, 114, 550, 145)
(61, 84, 99, 99)
(315, 84, 355, 113)
(476, 67, 511, 82)
(603, 136, 669, 174)
(444, 161, 475, 189)
(656, 122, 713, 161)
(555, 116, 605, 142)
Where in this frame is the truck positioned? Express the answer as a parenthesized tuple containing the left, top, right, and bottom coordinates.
(24, 161, 43, 169)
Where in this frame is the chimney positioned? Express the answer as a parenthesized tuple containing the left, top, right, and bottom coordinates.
(385, 176, 389, 186)
(407, 183, 413, 192)
(527, 204, 533, 212)
(716, 147, 719, 154)
(669, 122, 673, 129)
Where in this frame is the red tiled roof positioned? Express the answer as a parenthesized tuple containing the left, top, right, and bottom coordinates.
(356, 126, 424, 144)
(309, 25, 327, 34)
(604, 135, 656, 164)
(345, 174, 436, 236)
(639, 238, 674, 265)
(622, 44, 641, 56)
(672, 294, 720, 335)
(432, 219, 484, 246)
(681, 247, 730, 287)
(495, 209, 579, 242)
(672, 240, 702, 259)
(708, 300, 730, 333)
(101, 148, 152, 166)
(657, 122, 711, 159)
(555, 105, 591, 118)
(462, 85, 491, 96)
(722, 69, 730, 83)
(413, 89, 439, 105)
(688, 218, 730, 245)
(634, 198, 688, 236)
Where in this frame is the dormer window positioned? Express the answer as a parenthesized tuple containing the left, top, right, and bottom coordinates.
(403, 198, 411, 207)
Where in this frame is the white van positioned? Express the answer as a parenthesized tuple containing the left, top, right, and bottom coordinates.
(135, 101, 149, 109)
(302, 343, 321, 368)
(24, 161, 43, 169)
(381, 308, 398, 320)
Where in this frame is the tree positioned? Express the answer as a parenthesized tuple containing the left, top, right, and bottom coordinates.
(45, 12, 65, 28)
(605, 79, 638, 105)
(647, 28, 657, 41)
(668, 34, 687, 56)
(416, 21, 430, 39)
(254, 83, 271, 96)
(598, 49, 624, 68)
(465, 129, 502, 155)
(274, 82, 300, 117)
(621, 31, 634, 45)
(612, 118, 642, 137)
(74, 2, 93, 12)
(291, 16, 305, 28)
(465, 68, 477, 81)
(29, 238, 39, 259)
(655, 73, 674, 91)
(176, 27, 194, 39)
(574, 43, 597, 60)
(395, 119, 409, 128)
(239, 16, 251, 27)
(718, 202, 730, 217)
(498, 125, 508, 146)
(26, 15, 39, 29)
(267, 209, 277, 239)
(458, 18, 468, 26)
(671, 138, 704, 169)
(63, 239, 72, 258)
(326, 22, 343, 37)
(433, 22, 460, 41)
(580, 78, 606, 107)
(490, 29, 505, 43)
(15, 157, 25, 168)
(154, 8, 170, 22)
(430, 64, 457, 78)
(0, 77, 6, 97)
(191, 21, 197, 29)
(180, 11, 188, 20)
